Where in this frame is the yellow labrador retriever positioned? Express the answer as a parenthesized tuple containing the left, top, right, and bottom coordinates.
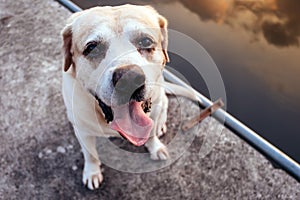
(61, 5, 199, 190)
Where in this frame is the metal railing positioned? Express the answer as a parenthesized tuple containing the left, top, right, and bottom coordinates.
(56, 0, 300, 182)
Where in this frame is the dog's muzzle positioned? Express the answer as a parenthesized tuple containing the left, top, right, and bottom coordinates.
(94, 64, 153, 146)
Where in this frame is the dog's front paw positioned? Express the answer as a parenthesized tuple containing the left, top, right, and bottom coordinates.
(146, 137, 169, 160)
(150, 146, 169, 160)
(82, 162, 103, 190)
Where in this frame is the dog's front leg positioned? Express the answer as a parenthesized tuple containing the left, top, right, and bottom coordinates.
(76, 132, 103, 190)
(145, 93, 169, 160)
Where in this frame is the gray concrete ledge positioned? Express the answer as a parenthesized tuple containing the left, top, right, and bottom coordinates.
(0, 0, 299, 199)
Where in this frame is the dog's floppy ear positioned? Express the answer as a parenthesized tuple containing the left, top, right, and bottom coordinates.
(61, 23, 73, 72)
(158, 15, 170, 65)
(61, 12, 83, 72)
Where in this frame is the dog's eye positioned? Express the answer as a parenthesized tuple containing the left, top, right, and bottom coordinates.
(138, 37, 154, 49)
(83, 42, 107, 58)
(83, 42, 97, 56)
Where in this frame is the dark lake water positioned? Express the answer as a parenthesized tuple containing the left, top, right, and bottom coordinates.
(71, 0, 300, 163)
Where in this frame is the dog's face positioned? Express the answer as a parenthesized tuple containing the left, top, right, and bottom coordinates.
(62, 5, 169, 146)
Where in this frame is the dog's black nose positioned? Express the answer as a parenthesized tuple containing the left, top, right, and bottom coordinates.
(112, 65, 146, 92)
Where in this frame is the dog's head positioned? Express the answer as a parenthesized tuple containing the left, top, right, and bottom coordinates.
(61, 5, 169, 146)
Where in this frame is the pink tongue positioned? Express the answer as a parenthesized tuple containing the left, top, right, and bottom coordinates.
(110, 101, 153, 146)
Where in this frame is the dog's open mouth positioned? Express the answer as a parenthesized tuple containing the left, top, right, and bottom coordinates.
(95, 96, 153, 146)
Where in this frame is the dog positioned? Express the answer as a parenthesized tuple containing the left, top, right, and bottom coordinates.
(61, 4, 200, 190)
